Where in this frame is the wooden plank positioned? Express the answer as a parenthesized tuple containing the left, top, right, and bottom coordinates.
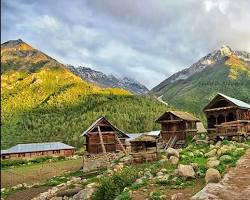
(98, 126, 106, 153)
(115, 134, 128, 156)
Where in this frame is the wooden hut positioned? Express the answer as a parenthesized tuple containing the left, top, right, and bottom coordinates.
(203, 93, 250, 139)
(156, 111, 200, 149)
(130, 134, 157, 153)
(81, 117, 129, 154)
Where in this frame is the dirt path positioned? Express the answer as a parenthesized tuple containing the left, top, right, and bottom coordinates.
(192, 149, 250, 200)
(6, 186, 51, 200)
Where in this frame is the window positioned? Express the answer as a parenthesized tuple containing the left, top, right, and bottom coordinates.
(53, 150, 60, 154)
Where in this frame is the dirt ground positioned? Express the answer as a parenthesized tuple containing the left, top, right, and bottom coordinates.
(192, 149, 250, 200)
(5, 186, 51, 200)
(1, 158, 82, 188)
(132, 179, 205, 200)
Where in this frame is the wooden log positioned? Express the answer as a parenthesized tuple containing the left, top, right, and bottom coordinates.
(98, 126, 106, 153)
(115, 134, 128, 156)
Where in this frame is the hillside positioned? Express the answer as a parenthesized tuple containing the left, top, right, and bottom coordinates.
(151, 46, 250, 118)
(68, 65, 149, 95)
(1, 39, 168, 148)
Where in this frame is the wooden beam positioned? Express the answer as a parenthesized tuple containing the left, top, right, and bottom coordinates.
(98, 126, 106, 153)
(115, 134, 128, 156)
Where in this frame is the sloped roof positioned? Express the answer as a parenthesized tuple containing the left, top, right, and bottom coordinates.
(1, 142, 75, 155)
(126, 130, 160, 142)
(130, 134, 156, 142)
(156, 111, 200, 122)
(204, 93, 250, 110)
(81, 116, 129, 138)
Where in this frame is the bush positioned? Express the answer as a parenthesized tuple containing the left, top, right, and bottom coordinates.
(30, 156, 53, 163)
(1, 159, 27, 168)
(93, 166, 140, 200)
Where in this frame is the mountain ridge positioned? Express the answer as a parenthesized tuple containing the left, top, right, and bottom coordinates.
(151, 45, 250, 94)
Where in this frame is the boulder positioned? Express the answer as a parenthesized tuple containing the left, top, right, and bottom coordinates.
(177, 164, 195, 178)
(166, 147, 179, 158)
(73, 188, 95, 200)
(135, 178, 143, 185)
(219, 155, 232, 162)
(169, 156, 179, 165)
(205, 149, 217, 157)
(196, 140, 209, 145)
(190, 163, 199, 171)
(171, 193, 184, 200)
(57, 188, 82, 197)
(207, 160, 220, 168)
(205, 168, 221, 183)
(156, 172, 164, 177)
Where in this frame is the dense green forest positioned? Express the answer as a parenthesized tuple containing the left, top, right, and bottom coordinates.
(160, 60, 250, 118)
(1, 68, 168, 149)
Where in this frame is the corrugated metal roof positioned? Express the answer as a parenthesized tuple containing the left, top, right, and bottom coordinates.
(218, 93, 250, 109)
(1, 142, 75, 155)
(126, 130, 160, 142)
(130, 134, 156, 142)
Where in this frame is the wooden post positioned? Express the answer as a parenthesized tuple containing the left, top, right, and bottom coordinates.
(115, 134, 128, 156)
(98, 126, 106, 153)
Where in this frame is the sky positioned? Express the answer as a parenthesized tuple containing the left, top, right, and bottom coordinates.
(1, 0, 250, 89)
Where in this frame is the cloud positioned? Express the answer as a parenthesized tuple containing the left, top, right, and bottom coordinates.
(1, 0, 250, 88)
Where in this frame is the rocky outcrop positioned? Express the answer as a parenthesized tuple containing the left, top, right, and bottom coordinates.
(67, 65, 149, 95)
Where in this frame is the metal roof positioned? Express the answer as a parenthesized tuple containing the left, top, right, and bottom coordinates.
(218, 93, 250, 109)
(1, 142, 75, 155)
(126, 130, 160, 142)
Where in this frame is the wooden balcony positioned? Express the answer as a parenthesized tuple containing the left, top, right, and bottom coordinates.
(208, 120, 250, 137)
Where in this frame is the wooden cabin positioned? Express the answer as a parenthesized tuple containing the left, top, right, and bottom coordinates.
(1, 142, 75, 160)
(81, 117, 129, 154)
(130, 134, 157, 153)
(203, 93, 250, 139)
(156, 111, 200, 149)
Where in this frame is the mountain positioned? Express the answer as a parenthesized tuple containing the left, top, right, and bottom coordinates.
(151, 45, 250, 118)
(67, 65, 149, 95)
(1, 39, 168, 148)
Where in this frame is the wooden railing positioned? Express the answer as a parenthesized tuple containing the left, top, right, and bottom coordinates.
(208, 121, 250, 136)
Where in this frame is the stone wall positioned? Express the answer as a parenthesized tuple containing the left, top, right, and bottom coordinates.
(83, 152, 124, 172)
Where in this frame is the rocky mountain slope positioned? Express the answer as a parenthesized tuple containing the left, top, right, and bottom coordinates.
(67, 65, 149, 95)
(1, 39, 167, 148)
(151, 46, 250, 117)
(152, 46, 250, 93)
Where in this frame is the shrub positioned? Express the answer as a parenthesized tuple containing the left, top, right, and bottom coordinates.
(1, 159, 27, 168)
(93, 166, 140, 200)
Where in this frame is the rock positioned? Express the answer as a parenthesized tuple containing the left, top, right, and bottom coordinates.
(86, 182, 97, 189)
(196, 140, 209, 145)
(188, 152, 194, 157)
(236, 143, 249, 149)
(71, 177, 81, 183)
(205, 168, 221, 183)
(51, 197, 63, 200)
(219, 145, 231, 155)
(57, 188, 82, 197)
(194, 150, 204, 156)
(177, 164, 195, 178)
(72, 188, 95, 200)
(135, 178, 143, 185)
(144, 171, 153, 179)
(166, 147, 179, 158)
(158, 174, 170, 182)
(160, 168, 167, 173)
(205, 149, 217, 157)
(156, 172, 164, 177)
(207, 160, 220, 168)
(171, 193, 184, 200)
(169, 156, 179, 165)
(190, 163, 199, 171)
(1, 188, 6, 192)
(219, 155, 232, 162)
(113, 163, 123, 172)
(215, 141, 222, 147)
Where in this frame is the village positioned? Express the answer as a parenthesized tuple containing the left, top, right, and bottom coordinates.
(1, 93, 250, 200)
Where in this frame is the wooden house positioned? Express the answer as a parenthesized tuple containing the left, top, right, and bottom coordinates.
(81, 117, 129, 154)
(156, 111, 200, 148)
(0, 142, 75, 160)
(203, 93, 250, 139)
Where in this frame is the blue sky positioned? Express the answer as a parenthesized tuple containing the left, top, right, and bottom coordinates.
(1, 0, 250, 88)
